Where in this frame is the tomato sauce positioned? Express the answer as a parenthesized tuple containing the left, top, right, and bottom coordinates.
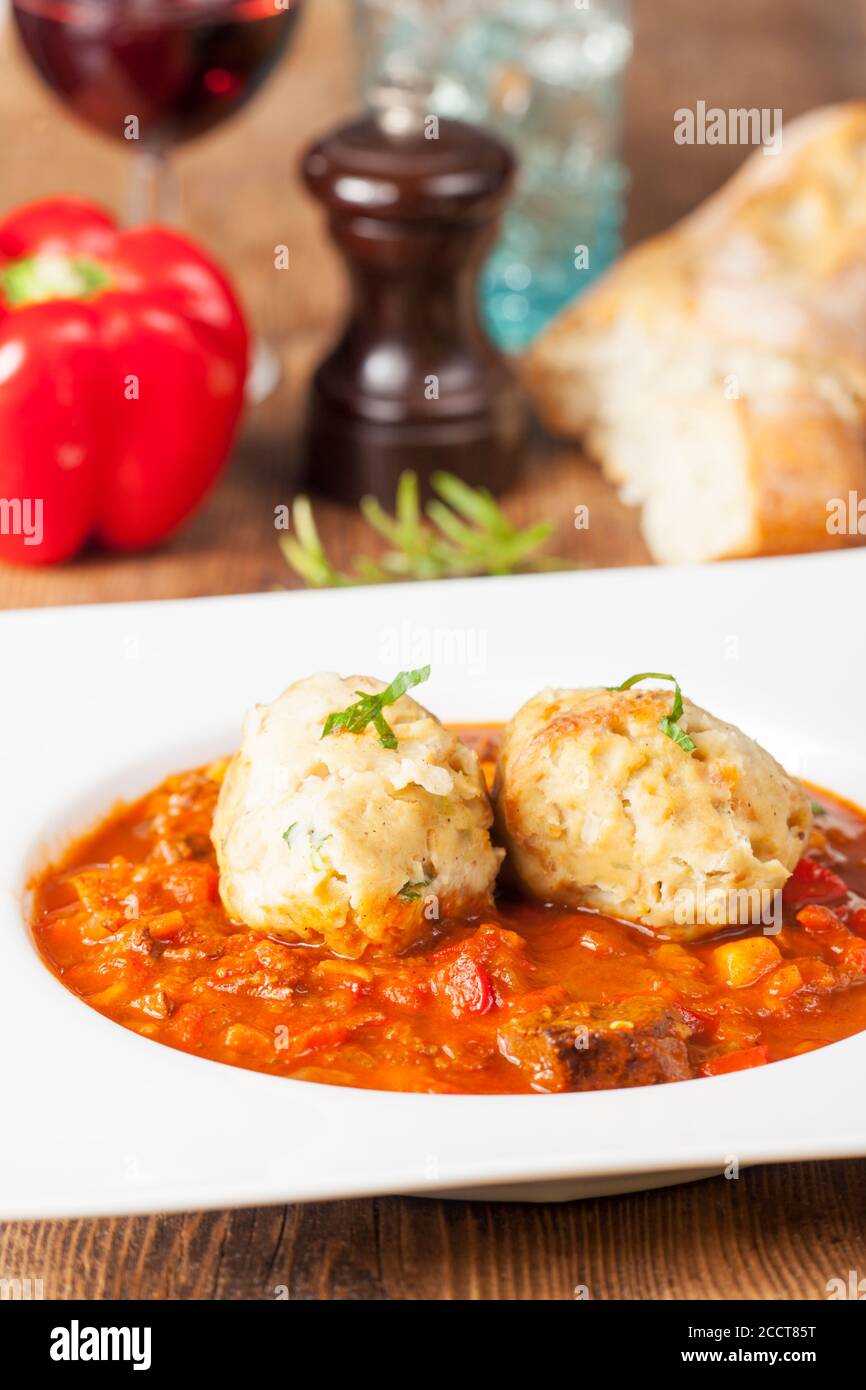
(30, 726, 866, 1094)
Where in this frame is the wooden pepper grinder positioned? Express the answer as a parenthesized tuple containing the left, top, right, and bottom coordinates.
(301, 88, 526, 504)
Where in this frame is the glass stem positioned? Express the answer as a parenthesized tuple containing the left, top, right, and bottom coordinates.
(123, 145, 181, 227)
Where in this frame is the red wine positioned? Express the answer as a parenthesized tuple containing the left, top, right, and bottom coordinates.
(12, 0, 302, 145)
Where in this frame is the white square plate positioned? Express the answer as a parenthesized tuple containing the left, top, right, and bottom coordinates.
(2, 550, 866, 1219)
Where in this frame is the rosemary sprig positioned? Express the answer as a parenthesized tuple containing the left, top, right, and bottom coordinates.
(278, 471, 559, 587)
(278, 496, 352, 588)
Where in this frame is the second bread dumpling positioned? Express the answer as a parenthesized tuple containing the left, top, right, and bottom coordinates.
(494, 683, 812, 937)
(212, 672, 503, 957)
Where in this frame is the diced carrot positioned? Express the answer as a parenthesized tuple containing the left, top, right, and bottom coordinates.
(146, 910, 186, 940)
(81, 910, 122, 943)
(129, 989, 170, 1020)
(712, 1017, 761, 1049)
(843, 939, 866, 977)
(172, 1004, 208, 1047)
(700, 1044, 769, 1077)
(795, 958, 835, 990)
(86, 981, 128, 1008)
(224, 1023, 274, 1057)
(654, 943, 705, 975)
(70, 873, 112, 912)
(762, 963, 803, 1004)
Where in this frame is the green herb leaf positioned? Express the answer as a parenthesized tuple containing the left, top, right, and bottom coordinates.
(398, 878, 432, 901)
(658, 716, 697, 753)
(280, 471, 564, 588)
(811, 801, 827, 817)
(608, 672, 697, 754)
(321, 667, 431, 749)
(283, 823, 333, 860)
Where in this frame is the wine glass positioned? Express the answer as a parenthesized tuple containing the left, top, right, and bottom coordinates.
(11, 0, 305, 395)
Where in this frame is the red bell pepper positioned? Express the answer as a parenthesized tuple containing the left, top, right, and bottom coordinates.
(782, 855, 848, 907)
(0, 197, 248, 564)
(438, 952, 495, 1018)
(795, 904, 844, 933)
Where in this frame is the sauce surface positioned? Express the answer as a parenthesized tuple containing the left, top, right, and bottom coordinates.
(30, 726, 866, 1094)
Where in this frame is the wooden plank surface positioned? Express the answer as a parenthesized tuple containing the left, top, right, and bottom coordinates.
(3, 1163, 865, 1301)
(2, 0, 866, 1300)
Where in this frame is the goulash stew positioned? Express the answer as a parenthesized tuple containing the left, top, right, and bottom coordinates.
(31, 726, 866, 1094)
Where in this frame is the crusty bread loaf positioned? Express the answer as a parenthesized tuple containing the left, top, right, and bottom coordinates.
(524, 103, 866, 563)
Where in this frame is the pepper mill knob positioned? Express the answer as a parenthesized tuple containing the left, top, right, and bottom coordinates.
(301, 104, 526, 504)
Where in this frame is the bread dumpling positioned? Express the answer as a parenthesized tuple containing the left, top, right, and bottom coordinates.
(495, 683, 811, 938)
(212, 672, 503, 957)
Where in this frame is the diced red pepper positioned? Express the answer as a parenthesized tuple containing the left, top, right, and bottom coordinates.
(700, 1044, 769, 1077)
(796, 904, 844, 933)
(676, 1002, 717, 1033)
(300, 1011, 386, 1056)
(440, 953, 494, 1018)
(845, 906, 866, 939)
(162, 862, 219, 906)
(429, 939, 463, 963)
(783, 857, 848, 907)
(292, 1020, 352, 1055)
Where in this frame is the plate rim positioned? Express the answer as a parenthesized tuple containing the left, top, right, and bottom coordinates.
(3, 549, 866, 1219)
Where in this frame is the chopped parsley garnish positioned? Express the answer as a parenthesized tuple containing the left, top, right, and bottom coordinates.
(398, 878, 431, 902)
(608, 672, 697, 754)
(321, 666, 431, 750)
(283, 823, 332, 856)
(811, 801, 827, 817)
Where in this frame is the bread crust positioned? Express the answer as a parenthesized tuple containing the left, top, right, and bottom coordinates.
(524, 102, 866, 562)
(494, 686, 812, 935)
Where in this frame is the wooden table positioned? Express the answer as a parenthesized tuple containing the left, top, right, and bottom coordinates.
(3, 0, 866, 1300)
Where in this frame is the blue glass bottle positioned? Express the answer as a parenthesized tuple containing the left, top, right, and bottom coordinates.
(355, 0, 632, 352)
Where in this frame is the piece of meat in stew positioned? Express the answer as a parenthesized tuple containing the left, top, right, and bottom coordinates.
(498, 996, 695, 1092)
